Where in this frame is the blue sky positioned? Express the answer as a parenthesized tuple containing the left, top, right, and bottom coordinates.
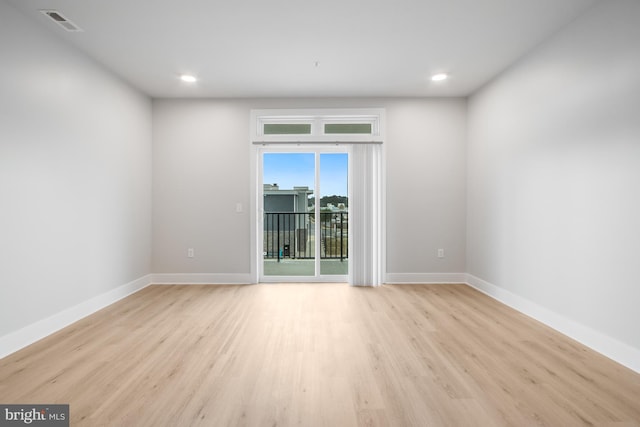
(263, 153, 348, 197)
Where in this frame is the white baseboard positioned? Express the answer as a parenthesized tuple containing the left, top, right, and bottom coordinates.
(466, 274, 640, 374)
(151, 273, 252, 285)
(0, 274, 152, 360)
(385, 272, 467, 284)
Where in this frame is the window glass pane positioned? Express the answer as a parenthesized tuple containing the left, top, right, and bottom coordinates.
(264, 123, 312, 135)
(324, 123, 372, 134)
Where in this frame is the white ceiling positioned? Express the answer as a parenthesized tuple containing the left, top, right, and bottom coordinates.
(8, 0, 597, 98)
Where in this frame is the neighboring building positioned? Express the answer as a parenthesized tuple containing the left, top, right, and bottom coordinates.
(323, 203, 348, 213)
(263, 184, 314, 257)
(263, 184, 313, 213)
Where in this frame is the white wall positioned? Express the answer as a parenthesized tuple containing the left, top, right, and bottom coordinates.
(467, 0, 640, 354)
(385, 99, 467, 279)
(152, 98, 467, 281)
(152, 99, 252, 277)
(0, 3, 152, 337)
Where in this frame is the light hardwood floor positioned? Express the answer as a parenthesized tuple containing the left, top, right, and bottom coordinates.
(1, 284, 639, 426)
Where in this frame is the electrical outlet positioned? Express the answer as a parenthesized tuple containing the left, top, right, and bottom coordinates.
(187, 248, 195, 258)
(437, 249, 445, 258)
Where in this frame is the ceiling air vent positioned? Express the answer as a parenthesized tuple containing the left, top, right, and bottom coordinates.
(40, 10, 83, 32)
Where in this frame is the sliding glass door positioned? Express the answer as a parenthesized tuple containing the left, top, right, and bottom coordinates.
(260, 148, 349, 282)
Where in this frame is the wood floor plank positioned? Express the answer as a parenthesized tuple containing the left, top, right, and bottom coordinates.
(1, 283, 639, 426)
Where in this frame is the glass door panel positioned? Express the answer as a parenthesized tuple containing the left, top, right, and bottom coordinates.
(319, 153, 349, 276)
(262, 153, 315, 276)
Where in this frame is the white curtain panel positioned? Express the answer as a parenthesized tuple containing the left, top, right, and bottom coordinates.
(350, 144, 384, 287)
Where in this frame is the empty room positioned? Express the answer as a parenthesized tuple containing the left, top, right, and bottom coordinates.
(1, 0, 639, 425)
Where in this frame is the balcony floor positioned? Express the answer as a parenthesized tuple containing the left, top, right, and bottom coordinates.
(263, 258, 348, 276)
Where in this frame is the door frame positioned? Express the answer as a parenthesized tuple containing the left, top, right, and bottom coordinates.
(256, 145, 351, 283)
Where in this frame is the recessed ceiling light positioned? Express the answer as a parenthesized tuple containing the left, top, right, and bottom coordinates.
(431, 73, 449, 82)
(180, 74, 197, 83)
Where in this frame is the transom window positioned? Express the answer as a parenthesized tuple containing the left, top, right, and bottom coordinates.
(263, 123, 312, 135)
(251, 108, 384, 143)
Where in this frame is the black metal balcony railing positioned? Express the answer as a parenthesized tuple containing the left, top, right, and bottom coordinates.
(264, 212, 348, 262)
